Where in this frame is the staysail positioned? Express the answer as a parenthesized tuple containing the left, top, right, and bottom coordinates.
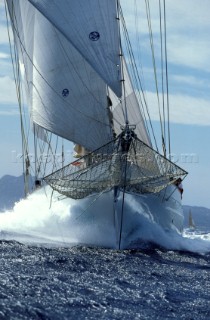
(108, 58, 151, 146)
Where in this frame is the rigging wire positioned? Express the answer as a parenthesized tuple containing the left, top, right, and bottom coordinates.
(163, 0, 171, 158)
(8, 2, 35, 151)
(134, 0, 147, 96)
(6, 0, 172, 181)
(6, 1, 63, 183)
(159, 0, 166, 147)
(5, 1, 30, 195)
(133, 0, 151, 137)
(145, 0, 166, 156)
(120, 20, 147, 127)
(33, 125, 38, 181)
(6, 1, 114, 181)
(119, 5, 159, 151)
(6, 10, 112, 129)
(117, 0, 128, 125)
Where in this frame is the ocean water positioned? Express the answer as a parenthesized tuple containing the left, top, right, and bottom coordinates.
(0, 189, 210, 319)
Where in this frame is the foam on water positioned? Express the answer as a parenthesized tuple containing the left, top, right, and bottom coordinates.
(0, 186, 118, 247)
(0, 187, 210, 253)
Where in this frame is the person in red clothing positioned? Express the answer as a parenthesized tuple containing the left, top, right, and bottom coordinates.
(174, 178, 184, 199)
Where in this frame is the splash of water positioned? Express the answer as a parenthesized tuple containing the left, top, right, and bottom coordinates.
(0, 187, 209, 253)
(0, 187, 117, 247)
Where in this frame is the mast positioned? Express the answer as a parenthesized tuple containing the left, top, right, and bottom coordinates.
(33, 124, 37, 183)
(117, 0, 128, 126)
(115, 0, 124, 250)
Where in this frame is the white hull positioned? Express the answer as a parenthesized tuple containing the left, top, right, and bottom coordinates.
(62, 184, 184, 249)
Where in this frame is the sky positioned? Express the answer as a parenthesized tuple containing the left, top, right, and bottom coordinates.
(0, 0, 210, 208)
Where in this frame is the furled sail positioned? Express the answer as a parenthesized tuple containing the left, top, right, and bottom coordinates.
(28, 0, 122, 97)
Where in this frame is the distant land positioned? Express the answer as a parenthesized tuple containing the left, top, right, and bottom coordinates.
(0, 174, 34, 211)
(0, 175, 209, 231)
(183, 205, 210, 232)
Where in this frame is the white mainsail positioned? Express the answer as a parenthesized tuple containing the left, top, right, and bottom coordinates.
(31, 15, 114, 151)
(6, 0, 116, 151)
(28, 0, 122, 97)
(6, 0, 151, 150)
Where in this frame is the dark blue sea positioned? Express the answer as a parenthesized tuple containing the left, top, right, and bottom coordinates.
(0, 189, 209, 319)
(0, 241, 209, 319)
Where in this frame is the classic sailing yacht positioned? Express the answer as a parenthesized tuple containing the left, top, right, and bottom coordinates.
(5, 0, 187, 248)
(188, 210, 196, 230)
